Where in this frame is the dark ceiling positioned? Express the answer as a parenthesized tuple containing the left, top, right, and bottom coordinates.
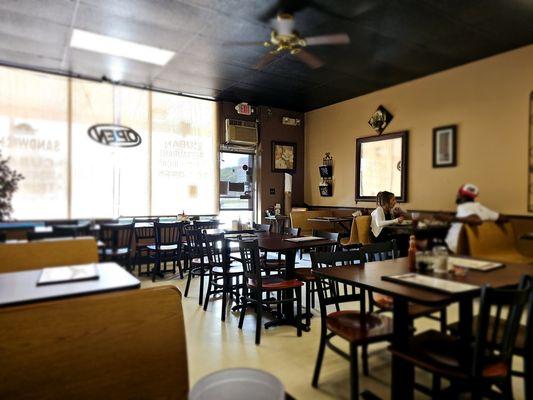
(0, 0, 532, 111)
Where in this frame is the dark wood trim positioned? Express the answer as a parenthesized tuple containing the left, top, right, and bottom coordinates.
(355, 131, 409, 203)
(432, 124, 457, 168)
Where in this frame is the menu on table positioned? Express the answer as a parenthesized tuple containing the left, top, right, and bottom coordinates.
(382, 273, 479, 294)
(447, 257, 504, 272)
(37, 264, 99, 286)
(284, 236, 324, 242)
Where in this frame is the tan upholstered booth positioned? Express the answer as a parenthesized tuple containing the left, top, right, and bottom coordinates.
(340, 217, 358, 246)
(464, 222, 533, 264)
(355, 215, 372, 244)
(0, 237, 98, 273)
(290, 209, 353, 236)
(0, 286, 188, 400)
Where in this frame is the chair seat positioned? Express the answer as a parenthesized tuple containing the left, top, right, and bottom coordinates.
(247, 276, 303, 291)
(294, 267, 316, 282)
(448, 316, 526, 356)
(389, 329, 508, 380)
(146, 244, 178, 251)
(326, 311, 393, 344)
(212, 265, 244, 275)
(263, 260, 286, 270)
(101, 247, 129, 256)
(373, 293, 445, 318)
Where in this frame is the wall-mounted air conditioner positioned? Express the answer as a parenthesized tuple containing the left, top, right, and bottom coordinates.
(224, 119, 258, 147)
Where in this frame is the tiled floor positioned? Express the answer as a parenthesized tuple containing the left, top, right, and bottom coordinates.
(140, 256, 526, 400)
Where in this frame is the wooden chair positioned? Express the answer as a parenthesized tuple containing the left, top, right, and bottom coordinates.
(0, 232, 5, 242)
(295, 230, 340, 326)
(202, 232, 244, 321)
(133, 224, 155, 276)
(0, 237, 98, 272)
(238, 240, 303, 345)
(147, 222, 183, 282)
(311, 250, 393, 400)
(263, 226, 302, 275)
(253, 223, 272, 233)
(390, 276, 531, 399)
(448, 274, 533, 399)
(99, 223, 134, 269)
(184, 227, 210, 305)
(193, 220, 220, 230)
(0, 286, 188, 399)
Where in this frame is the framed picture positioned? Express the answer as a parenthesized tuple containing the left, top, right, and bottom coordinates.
(272, 141, 296, 173)
(355, 131, 409, 202)
(433, 125, 457, 168)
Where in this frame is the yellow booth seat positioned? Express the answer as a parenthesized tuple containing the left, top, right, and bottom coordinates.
(0, 286, 188, 400)
(355, 215, 372, 245)
(0, 237, 99, 273)
(464, 222, 533, 264)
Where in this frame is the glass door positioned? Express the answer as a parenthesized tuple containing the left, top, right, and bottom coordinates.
(219, 151, 254, 228)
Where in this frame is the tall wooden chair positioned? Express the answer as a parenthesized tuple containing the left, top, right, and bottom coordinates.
(133, 224, 155, 276)
(99, 223, 134, 269)
(147, 222, 183, 282)
(311, 250, 393, 400)
(390, 276, 531, 399)
(238, 240, 303, 345)
(202, 232, 244, 321)
(183, 227, 210, 305)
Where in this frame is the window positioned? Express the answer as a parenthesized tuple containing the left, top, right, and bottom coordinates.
(0, 66, 218, 219)
(0, 67, 68, 219)
(151, 93, 218, 215)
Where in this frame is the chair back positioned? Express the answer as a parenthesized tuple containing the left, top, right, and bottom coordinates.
(184, 227, 204, 258)
(311, 229, 340, 252)
(239, 240, 263, 289)
(53, 223, 91, 238)
(311, 250, 365, 317)
(0, 232, 5, 242)
(360, 240, 398, 262)
(100, 223, 134, 252)
(134, 225, 154, 243)
(472, 276, 531, 377)
(204, 232, 227, 268)
(355, 215, 372, 244)
(154, 222, 182, 249)
(193, 220, 219, 230)
(0, 286, 188, 399)
(253, 223, 272, 233)
(283, 226, 301, 236)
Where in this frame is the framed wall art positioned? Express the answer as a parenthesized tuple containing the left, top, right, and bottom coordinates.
(433, 125, 457, 168)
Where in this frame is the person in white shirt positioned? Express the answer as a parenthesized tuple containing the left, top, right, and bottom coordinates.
(370, 191, 409, 241)
(439, 183, 506, 253)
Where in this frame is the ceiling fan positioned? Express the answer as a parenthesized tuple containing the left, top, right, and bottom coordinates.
(224, 13, 350, 70)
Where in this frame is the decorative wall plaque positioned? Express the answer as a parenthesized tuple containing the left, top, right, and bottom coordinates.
(368, 105, 393, 135)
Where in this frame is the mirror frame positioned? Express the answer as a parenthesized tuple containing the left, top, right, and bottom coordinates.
(355, 130, 409, 202)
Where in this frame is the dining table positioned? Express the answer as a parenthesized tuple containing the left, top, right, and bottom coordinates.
(314, 256, 533, 400)
(226, 231, 337, 330)
(307, 216, 353, 233)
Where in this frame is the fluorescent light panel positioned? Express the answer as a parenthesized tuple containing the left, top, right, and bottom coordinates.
(181, 92, 216, 100)
(70, 29, 175, 66)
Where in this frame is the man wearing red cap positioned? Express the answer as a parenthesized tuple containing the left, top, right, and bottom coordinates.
(439, 184, 505, 252)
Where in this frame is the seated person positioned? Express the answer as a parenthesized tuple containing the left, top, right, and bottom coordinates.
(437, 183, 507, 253)
(370, 191, 409, 243)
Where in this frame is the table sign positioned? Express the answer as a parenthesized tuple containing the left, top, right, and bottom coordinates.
(383, 273, 479, 294)
(447, 257, 504, 272)
(38, 264, 99, 285)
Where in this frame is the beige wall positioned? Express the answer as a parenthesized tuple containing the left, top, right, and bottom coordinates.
(305, 44, 533, 216)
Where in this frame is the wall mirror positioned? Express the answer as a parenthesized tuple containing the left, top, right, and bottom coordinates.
(355, 131, 408, 202)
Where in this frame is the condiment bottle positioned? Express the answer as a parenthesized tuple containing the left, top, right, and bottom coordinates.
(408, 235, 417, 272)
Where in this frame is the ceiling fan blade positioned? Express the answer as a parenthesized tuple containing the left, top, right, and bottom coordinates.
(222, 41, 266, 47)
(304, 33, 350, 46)
(293, 49, 324, 69)
(254, 52, 279, 70)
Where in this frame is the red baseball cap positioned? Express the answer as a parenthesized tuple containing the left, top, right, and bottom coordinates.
(458, 183, 479, 199)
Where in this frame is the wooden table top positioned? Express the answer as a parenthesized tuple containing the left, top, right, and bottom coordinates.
(314, 257, 533, 306)
(254, 232, 337, 251)
(0, 262, 140, 308)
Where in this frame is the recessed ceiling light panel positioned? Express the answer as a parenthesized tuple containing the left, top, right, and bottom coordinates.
(70, 29, 175, 66)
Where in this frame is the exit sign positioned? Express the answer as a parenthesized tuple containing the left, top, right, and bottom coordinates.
(235, 102, 254, 115)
